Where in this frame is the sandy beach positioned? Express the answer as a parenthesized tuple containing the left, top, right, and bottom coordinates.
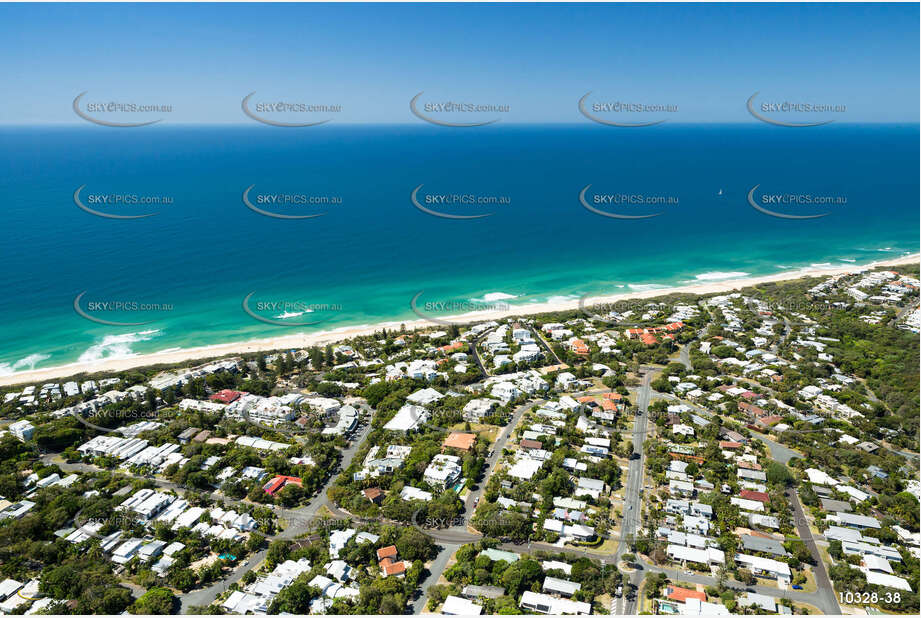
(2, 254, 917, 387)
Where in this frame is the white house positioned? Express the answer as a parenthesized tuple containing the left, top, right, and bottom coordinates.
(8, 420, 34, 442)
(423, 454, 462, 489)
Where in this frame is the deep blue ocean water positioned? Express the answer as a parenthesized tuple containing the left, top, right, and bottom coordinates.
(0, 124, 917, 374)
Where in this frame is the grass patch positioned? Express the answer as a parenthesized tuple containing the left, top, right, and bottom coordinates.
(449, 422, 500, 444)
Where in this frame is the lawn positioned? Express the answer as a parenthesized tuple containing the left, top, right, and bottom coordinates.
(798, 567, 818, 593)
(449, 422, 500, 444)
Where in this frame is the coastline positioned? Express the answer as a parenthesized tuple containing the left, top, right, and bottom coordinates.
(1, 253, 917, 387)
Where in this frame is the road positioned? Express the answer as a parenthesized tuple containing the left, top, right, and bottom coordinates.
(653, 391, 803, 464)
(678, 344, 691, 370)
(786, 486, 841, 614)
(410, 542, 460, 613)
(463, 399, 541, 513)
(178, 419, 373, 612)
(468, 330, 491, 377)
(638, 557, 836, 611)
(415, 398, 541, 611)
(615, 367, 653, 615)
(529, 326, 564, 365)
(609, 368, 842, 615)
(53, 370, 841, 614)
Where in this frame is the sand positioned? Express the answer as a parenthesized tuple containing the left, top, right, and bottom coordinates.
(1, 253, 917, 387)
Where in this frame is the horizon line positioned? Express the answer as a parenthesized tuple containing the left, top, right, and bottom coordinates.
(1, 121, 918, 128)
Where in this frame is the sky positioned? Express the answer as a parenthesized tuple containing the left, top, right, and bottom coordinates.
(0, 2, 918, 124)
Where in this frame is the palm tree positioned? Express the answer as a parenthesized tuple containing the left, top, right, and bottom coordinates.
(87, 540, 104, 561)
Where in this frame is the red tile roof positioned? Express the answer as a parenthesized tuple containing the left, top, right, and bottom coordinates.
(210, 389, 243, 403)
(740, 490, 770, 503)
(443, 432, 477, 451)
(667, 586, 706, 603)
(376, 545, 398, 561)
(263, 475, 303, 496)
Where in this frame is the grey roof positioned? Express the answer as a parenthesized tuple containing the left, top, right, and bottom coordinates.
(820, 498, 852, 513)
(178, 427, 200, 440)
(740, 592, 776, 612)
(462, 585, 505, 600)
(740, 534, 789, 557)
(837, 512, 881, 529)
(737, 468, 767, 481)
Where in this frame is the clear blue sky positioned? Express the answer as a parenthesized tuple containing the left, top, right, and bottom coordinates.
(1, 2, 917, 124)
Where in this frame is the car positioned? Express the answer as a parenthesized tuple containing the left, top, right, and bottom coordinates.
(792, 584, 803, 590)
(614, 586, 623, 597)
(474, 496, 480, 507)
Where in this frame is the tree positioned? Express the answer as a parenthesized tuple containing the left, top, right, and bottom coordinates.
(270, 581, 316, 613)
(277, 483, 305, 507)
(395, 526, 435, 561)
(169, 568, 198, 592)
(266, 540, 291, 568)
(501, 559, 542, 597)
(247, 532, 266, 553)
(766, 461, 793, 486)
(130, 588, 175, 614)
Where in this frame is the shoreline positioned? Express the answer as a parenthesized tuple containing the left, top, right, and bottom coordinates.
(1, 253, 917, 387)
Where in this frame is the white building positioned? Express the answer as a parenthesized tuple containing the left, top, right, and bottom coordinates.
(8, 420, 34, 442)
(423, 454, 462, 489)
(734, 553, 791, 584)
(463, 398, 500, 421)
(442, 595, 483, 615)
(520, 591, 591, 615)
(383, 404, 428, 431)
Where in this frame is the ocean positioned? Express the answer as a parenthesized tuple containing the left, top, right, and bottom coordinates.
(0, 123, 917, 375)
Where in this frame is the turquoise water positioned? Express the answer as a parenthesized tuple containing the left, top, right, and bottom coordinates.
(0, 124, 917, 375)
